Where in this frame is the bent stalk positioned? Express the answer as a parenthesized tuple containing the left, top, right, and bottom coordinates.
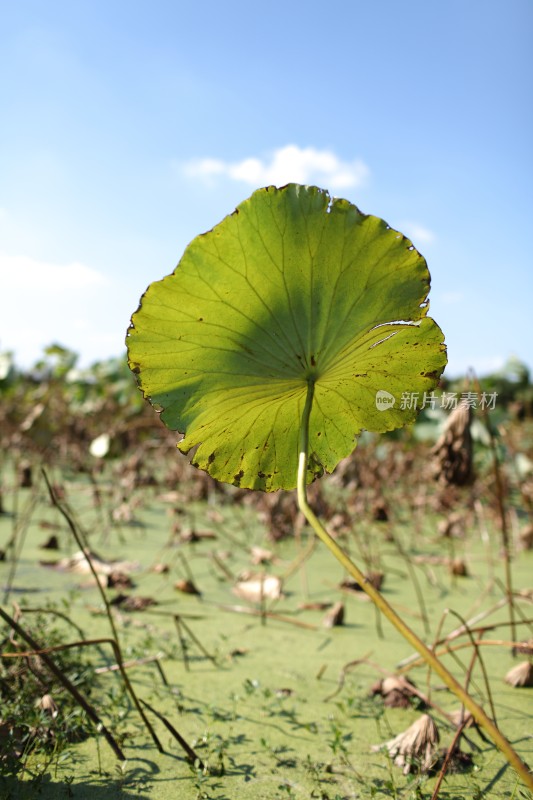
(296, 380, 532, 791)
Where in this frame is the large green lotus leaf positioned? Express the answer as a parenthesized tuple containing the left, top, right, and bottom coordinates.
(127, 184, 446, 491)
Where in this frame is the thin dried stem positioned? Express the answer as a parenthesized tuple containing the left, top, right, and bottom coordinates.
(0, 607, 125, 761)
(446, 609, 498, 726)
(430, 715, 471, 800)
(472, 372, 516, 642)
(296, 380, 533, 792)
(41, 468, 163, 752)
(140, 699, 205, 769)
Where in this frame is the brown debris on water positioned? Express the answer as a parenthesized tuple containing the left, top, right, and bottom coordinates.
(449, 557, 469, 577)
(110, 593, 157, 612)
(179, 529, 217, 543)
(372, 498, 389, 521)
(433, 747, 474, 774)
(40, 534, 60, 550)
(250, 545, 274, 565)
(175, 578, 202, 596)
(437, 512, 465, 538)
(40, 549, 140, 577)
(322, 601, 345, 628)
(298, 601, 333, 611)
(370, 675, 423, 709)
(107, 570, 135, 590)
(275, 687, 294, 697)
(373, 714, 440, 775)
(505, 661, 533, 687)
(232, 572, 282, 603)
(512, 639, 533, 658)
(19, 462, 33, 488)
(340, 571, 384, 593)
(152, 563, 170, 574)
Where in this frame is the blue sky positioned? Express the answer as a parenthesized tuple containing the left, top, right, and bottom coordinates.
(1, 0, 531, 377)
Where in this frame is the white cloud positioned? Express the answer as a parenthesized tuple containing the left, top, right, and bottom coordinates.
(397, 222, 435, 245)
(0, 252, 109, 291)
(182, 145, 370, 190)
(0, 252, 114, 368)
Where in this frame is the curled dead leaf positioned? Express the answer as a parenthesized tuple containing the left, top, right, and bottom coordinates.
(371, 675, 422, 709)
(40, 549, 140, 577)
(110, 593, 157, 611)
(505, 661, 533, 687)
(36, 693, 58, 718)
(232, 572, 282, 603)
(250, 546, 274, 565)
(323, 601, 345, 628)
(175, 578, 201, 596)
(40, 535, 59, 550)
(229, 648, 248, 659)
(340, 571, 384, 592)
(373, 714, 440, 775)
(107, 570, 135, 590)
(449, 557, 469, 577)
(298, 601, 333, 611)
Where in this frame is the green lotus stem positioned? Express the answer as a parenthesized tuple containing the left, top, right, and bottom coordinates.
(296, 380, 533, 791)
